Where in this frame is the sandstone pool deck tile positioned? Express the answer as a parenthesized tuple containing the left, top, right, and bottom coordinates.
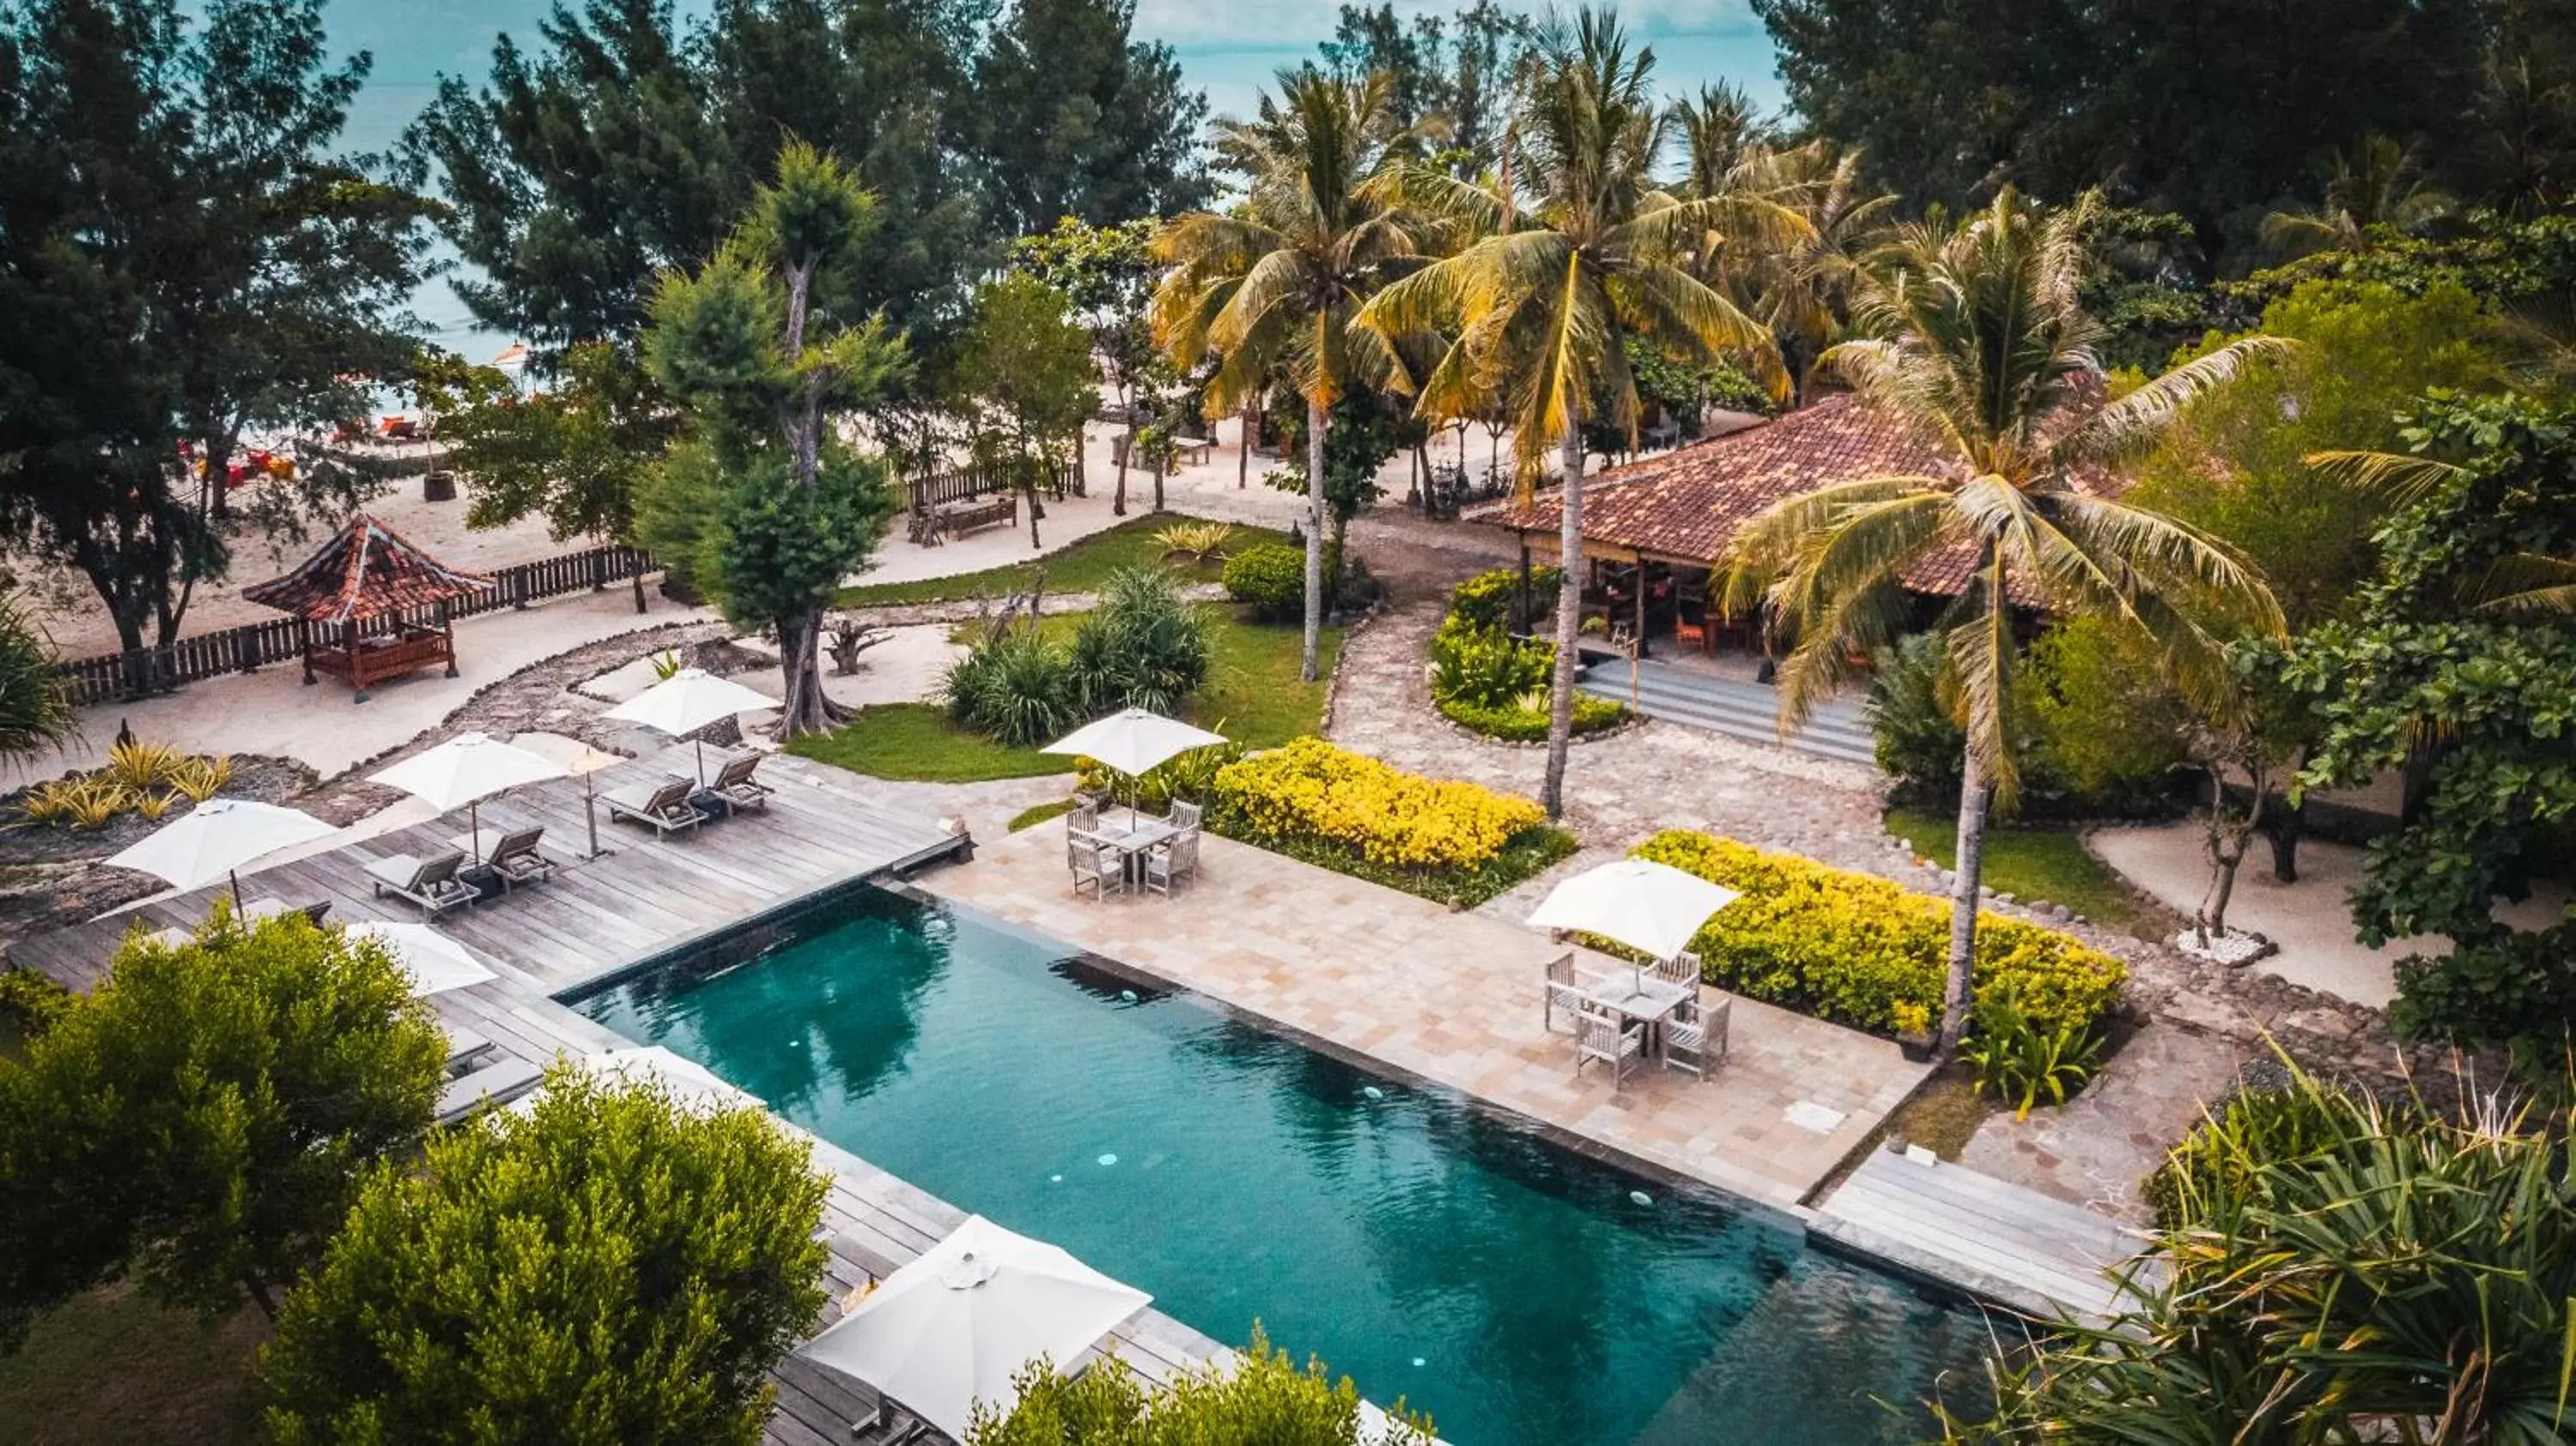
(921, 828, 1932, 1213)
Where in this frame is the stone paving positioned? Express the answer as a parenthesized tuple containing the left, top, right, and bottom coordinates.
(1958, 1023, 2253, 1224)
(920, 823, 1930, 1214)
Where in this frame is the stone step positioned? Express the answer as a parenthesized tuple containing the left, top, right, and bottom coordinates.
(1580, 665, 1879, 766)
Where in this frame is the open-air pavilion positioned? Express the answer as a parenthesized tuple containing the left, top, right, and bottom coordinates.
(243, 512, 495, 700)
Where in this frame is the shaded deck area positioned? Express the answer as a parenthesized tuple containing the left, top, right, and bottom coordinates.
(1812, 1148, 2146, 1323)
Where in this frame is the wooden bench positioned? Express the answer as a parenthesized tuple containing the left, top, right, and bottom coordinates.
(1109, 433, 1212, 470)
(907, 494, 1015, 546)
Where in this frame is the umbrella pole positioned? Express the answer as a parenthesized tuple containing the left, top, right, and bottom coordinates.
(695, 737, 708, 787)
(229, 869, 243, 914)
(469, 801, 483, 866)
(584, 774, 602, 859)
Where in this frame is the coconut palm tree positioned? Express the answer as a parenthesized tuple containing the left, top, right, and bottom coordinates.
(1150, 70, 1429, 684)
(1357, 8, 1798, 820)
(0, 591, 74, 768)
(1672, 81, 1768, 200)
(1722, 191, 2287, 1060)
(1725, 141, 1899, 405)
(2260, 132, 2457, 258)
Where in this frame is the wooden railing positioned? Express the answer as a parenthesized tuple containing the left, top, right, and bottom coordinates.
(905, 459, 1082, 513)
(56, 542, 657, 705)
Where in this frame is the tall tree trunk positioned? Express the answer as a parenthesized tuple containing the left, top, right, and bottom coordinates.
(2196, 759, 2268, 947)
(1938, 759, 1994, 1061)
(1301, 397, 1327, 683)
(1151, 440, 1165, 513)
(1542, 428, 1586, 820)
(1238, 406, 1252, 489)
(1115, 416, 1133, 516)
(769, 260, 845, 739)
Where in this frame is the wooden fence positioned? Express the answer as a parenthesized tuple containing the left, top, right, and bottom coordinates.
(57, 543, 657, 706)
(905, 459, 1083, 513)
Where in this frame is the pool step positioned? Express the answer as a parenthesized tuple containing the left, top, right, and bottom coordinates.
(1579, 659, 1879, 767)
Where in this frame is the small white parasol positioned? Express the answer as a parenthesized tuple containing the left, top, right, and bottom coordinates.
(604, 667, 775, 783)
(368, 732, 567, 866)
(344, 920, 499, 994)
(105, 797, 337, 910)
(1042, 708, 1226, 822)
(1525, 858, 1741, 987)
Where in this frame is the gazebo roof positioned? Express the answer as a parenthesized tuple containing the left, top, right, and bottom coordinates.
(243, 513, 494, 625)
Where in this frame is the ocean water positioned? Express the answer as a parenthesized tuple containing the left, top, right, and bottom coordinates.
(305, 0, 1784, 359)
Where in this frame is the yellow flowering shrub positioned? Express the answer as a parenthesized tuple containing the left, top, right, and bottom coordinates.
(1213, 738, 1547, 874)
(1631, 829, 2126, 1039)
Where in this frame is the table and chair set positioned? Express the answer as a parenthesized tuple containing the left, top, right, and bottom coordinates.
(1543, 948, 1732, 1089)
(1066, 797, 1202, 902)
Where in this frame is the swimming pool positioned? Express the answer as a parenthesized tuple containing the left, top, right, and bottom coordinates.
(574, 887, 1998, 1445)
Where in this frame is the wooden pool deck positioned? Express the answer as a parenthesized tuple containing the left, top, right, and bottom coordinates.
(1813, 1148, 2147, 1322)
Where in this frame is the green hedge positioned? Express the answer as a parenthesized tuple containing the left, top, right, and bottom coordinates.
(1631, 829, 2126, 1040)
(1437, 694, 1630, 742)
(1221, 544, 1305, 620)
(1449, 564, 1560, 629)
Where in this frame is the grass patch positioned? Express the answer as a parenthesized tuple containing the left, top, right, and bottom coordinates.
(1008, 799, 1073, 833)
(0, 1283, 266, 1444)
(787, 703, 1073, 783)
(1886, 1068, 1996, 1161)
(836, 516, 1291, 608)
(1886, 806, 2160, 937)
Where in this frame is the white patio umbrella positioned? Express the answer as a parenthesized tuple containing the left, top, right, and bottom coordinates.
(603, 667, 775, 784)
(1525, 858, 1742, 987)
(1042, 708, 1226, 822)
(803, 1215, 1151, 1438)
(584, 1045, 762, 1113)
(368, 732, 567, 866)
(105, 797, 337, 911)
(344, 920, 498, 994)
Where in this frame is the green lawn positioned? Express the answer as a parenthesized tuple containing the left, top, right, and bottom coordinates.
(796, 607, 1337, 784)
(1886, 806, 2161, 936)
(835, 515, 1288, 608)
(0, 1285, 266, 1445)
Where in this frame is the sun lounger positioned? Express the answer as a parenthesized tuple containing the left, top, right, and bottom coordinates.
(442, 1024, 495, 1077)
(366, 849, 474, 915)
(604, 774, 704, 838)
(435, 1056, 544, 1124)
(241, 896, 332, 927)
(697, 751, 775, 817)
(483, 827, 554, 891)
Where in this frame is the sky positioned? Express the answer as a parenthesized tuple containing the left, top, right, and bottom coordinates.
(320, 0, 1788, 357)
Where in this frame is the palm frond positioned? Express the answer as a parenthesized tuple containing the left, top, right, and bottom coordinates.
(2303, 447, 2468, 502)
(2056, 337, 2300, 467)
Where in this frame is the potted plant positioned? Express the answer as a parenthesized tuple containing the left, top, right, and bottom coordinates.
(1893, 1001, 1935, 1063)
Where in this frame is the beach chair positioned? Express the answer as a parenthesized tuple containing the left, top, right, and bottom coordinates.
(485, 827, 553, 892)
(603, 775, 703, 838)
(241, 896, 333, 927)
(435, 1056, 544, 1125)
(1143, 829, 1198, 896)
(442, 1024, 495, 1077)
(700, 751, 774, 817)
(366, 850, 473, 915)
(1069, 835, 1125, 902)
(1665, 995, 1731, 1081)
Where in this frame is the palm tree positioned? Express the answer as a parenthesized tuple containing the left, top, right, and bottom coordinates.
(2260, 132, 2457, 258)
(0, 591, 74, 768)
(1722, 191, 2286, 1060)
(1672, 81, 1767, 199)
(1357, 8, 1797, 820)
(1723, 141, 1899, 405)
(1151, 70, 1427, 684)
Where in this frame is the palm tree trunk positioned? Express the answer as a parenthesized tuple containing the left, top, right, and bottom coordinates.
(1937, 758, 1992, 1061)
(1301, 397, 1327, 683)
(1542, 428, 1586, 819)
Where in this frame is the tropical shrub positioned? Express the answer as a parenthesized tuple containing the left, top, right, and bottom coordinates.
(1223, 543, 1306, 620)
(1152, 519, 1235, 562)
(260, 1069, 829, 1446)
(1213, 738, 1548, 874)
(1629, 830, 2126, 1039)
(1428, 616, 1551, 707)
(967, 1323, 1431, 1445)
(2142, 1073, 2355, 1231)
(167, 754, 232, 802)
(1066, 566, 1211, 715)
(0, 905, 446, 1343)
(1447, 564, 1561, 631)
(104, 738, 179, 790)
(1958, 990, 2104, 1117)
(944, 625, 1080, 748)
(1946, 1069, 2576, 1442)
(1075, 738, 1247, 811)
(0, 964, 71, 1039)
(0, 589, 73, 769)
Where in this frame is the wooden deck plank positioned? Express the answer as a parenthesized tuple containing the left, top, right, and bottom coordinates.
(1814, 1150, 2141, 1323)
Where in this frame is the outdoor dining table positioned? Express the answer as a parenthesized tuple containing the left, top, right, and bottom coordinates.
(1581, 974, 1692, 1060)
(1084, 817, 1181, 887)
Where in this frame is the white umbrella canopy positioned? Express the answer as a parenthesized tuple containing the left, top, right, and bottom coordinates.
(105, 797, 337, 906)
(604, 667, 776, 782)
(584, 1045, 763, 1113)
(802, 1214, 1151, 1437)
(344, 920, 498, 995)
(1042, 708, 1226, 779)
(1526, 859, 1741, 967)
(368, 732, 568, 864)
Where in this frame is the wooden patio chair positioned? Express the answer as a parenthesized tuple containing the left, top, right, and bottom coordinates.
(604, 775, 704, 839)
(700, 751, 774, 817)
(487, 827, 553, 892)
(366, 849, 474, 916)
(1573, 1004, 1646, 1090)
(1542, 952, 1588, 1034)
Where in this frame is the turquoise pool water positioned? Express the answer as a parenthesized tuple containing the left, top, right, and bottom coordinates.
(575, 888, 1998, 1444)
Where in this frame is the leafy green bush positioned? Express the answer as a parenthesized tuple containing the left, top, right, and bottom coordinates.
(1629, 829, 2127, 1039)
(1428, 616, 1551, 707)
(944, 625, 1080, 747)
(1223, 543, 1306, 621)
(0, 905, 447, 1343)
(1447, 564, 1561, 631)
(0, 963, 72, 1039)
(1959, 989, 2104, 1117)
(967, 1323, 1431, 1445)
(2142, 1072, 2358, 1231)
(1066, 566, 1211, 715)
(1075, 738, 1247, 810)
(1437, 693, 1630, 741)
(260, 1069, 829, 1446)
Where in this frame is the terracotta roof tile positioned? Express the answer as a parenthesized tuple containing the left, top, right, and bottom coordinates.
(243, 513, 495, 624)
(1479, 393, 2109, 603)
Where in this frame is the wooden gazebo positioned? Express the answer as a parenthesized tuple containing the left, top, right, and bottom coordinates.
(243, 513, 494, 701)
